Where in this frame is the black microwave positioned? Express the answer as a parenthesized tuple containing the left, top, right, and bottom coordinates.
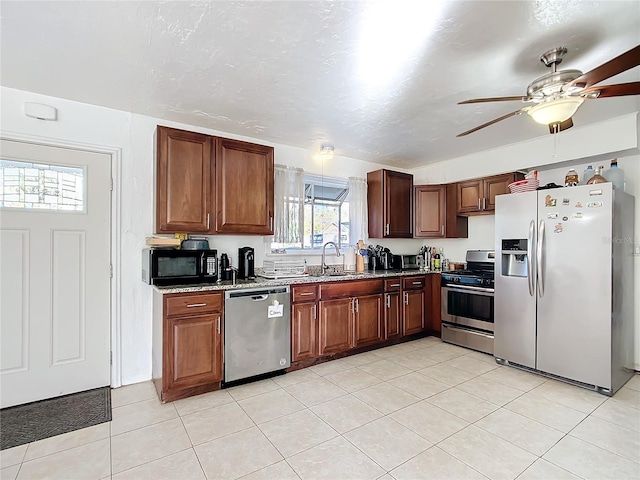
(142, 248, 218, 286)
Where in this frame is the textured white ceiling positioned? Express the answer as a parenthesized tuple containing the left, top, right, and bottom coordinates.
(1, 1, 639, 168)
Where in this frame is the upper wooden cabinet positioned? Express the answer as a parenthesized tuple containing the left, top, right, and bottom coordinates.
(367, 169, 413, 238)
(457, 173, 523, 215)
(155, 126, 274, 235)
(215, 138, 274, 234)
(414, 184, 468, 238)
(156, 126, 213, 233)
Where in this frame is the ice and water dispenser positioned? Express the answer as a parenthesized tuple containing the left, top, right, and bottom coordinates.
(501, 239, 529, 277)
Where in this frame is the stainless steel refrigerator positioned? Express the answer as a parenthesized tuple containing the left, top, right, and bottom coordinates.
(494, 183, 635, 395)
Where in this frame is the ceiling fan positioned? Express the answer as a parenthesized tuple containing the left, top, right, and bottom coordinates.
(456, 45, 640, 137)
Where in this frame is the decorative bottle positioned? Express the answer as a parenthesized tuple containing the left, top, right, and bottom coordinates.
(586, 166, 607, 185)
(603, 158, 625, 190)
(582, 165, 593, 184)
(564, 169, 579, 187)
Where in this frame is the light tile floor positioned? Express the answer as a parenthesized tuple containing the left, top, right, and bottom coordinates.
(2, 337, 640, 480)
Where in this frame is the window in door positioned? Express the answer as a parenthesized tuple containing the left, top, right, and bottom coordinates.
(0, 159, 85, 212)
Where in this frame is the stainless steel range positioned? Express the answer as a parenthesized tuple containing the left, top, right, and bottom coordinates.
(441, 250, 495, 354)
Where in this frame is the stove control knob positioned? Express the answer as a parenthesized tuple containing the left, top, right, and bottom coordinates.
(454, 277, 460, 283)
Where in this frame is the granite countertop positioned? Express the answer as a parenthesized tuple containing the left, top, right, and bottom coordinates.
(154, 269, 441, 294)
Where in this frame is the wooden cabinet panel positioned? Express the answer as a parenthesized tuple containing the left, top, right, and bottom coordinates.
(383, 279, 402, 292)
(457, 179, 483, 214)
(403, 289, 425, 336)
(292, 284, 318, 303)
(292, 303, 318, 362)
(156, 126, 213, 233)
(403, 276, 425, 290)
(415, 184, 468, 238)
(484, 175, 513, 212)
(367, 169, 413, 238)
(318, 298, 352, 355)
(215, 138, 274, 234)
(320, 279, 383, 300)
(385, 291, 401, 339)
(165, 292, 222, 317)
(456, 173, 523, 215)
(424, 274, 441, 333)
(352, 294, 383, 348)
(414, 185, 445, 237)
(166, 313, 222, 390)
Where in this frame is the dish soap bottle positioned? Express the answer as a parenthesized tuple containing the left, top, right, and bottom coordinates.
(603, 158, 624, 190)
(586, 165, 607, 185)
(582, 165, 593, 184)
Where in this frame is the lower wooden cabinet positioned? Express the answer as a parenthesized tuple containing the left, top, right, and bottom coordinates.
(292, 302, 318, 362)
(318, 298, 352, 355)
(352, 294, 384, 348)
(384, 279, 402, 339)
(402, 276, 426, 335)
(153, 291, 223, 402)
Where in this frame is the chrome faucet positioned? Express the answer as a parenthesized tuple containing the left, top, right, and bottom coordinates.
(321, 241, 341, 275)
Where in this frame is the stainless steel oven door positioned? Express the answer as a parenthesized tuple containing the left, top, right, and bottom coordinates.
(441, 285, 494, 332)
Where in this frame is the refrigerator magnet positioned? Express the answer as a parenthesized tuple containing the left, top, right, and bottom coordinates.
(554, 223, 563, 233)
(587, 201, 603, 208)
(572, 212, 583, 219)
(547, 212, 559, 219)
(575, 201, 583, 208)
(562, 198, 570, 205)
(545, 195, 556, 207)
(562, 216, 569, 221)
(589, 189, 603, 196)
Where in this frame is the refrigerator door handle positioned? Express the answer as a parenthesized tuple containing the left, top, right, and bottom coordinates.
(537, 219, 545, 298)
(528, 220, 535, 297)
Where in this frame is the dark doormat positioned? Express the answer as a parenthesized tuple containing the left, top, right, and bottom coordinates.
(0, 386, 111, 450)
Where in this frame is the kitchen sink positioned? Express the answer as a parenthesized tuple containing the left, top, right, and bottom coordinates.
(311, 272, 350, 278)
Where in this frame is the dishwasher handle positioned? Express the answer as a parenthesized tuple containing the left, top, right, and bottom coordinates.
(251, 295, 269, 301)
(225, 286, 289, 299)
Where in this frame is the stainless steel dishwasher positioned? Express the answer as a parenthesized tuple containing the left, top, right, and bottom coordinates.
(224, 286, 291, 382)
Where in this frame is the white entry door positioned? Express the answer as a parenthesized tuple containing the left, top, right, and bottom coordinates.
(0, 139, 111, 408)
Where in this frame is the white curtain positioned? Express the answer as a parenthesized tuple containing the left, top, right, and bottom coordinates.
(273, 165, 305, 244)
(348, 176, 368, 244)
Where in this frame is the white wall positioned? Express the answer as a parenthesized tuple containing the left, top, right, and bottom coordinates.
(0, 86, 402, 386)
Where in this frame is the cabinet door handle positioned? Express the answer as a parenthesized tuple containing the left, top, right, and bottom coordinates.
(386, 294, 390, 309)
(404, 292, 409, 305)
(206, 213, 210, 229)
(187, 303, 207, 308)
(483, 198, 486, 210)
(412, 281, 422, 286)
(385, 224, 390, 235)
(441, 224, 444, 235)
(270, 216, 273, 230)
(298, 292, 314, 296)
(350, 298, 354, 313)
(389, 283, 399, 287)
(217, 317, 221, 334)
(355, 298, 359, 313)
(478, 198, 481, 210)
(313, 304, 317, 320)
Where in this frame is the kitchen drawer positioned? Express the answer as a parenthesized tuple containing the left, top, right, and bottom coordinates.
(291, 284, 318, 303)
(165, 292, 223, 317)
(403, 276, 425, 290)
(320, 279, 383, 299)
(384, 278, 402, 292)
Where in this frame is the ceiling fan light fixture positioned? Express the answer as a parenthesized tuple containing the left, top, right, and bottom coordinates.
(526, 97, 584, 125)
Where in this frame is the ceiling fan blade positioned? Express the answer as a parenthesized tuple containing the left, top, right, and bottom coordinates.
(548, 117, 573, 134)
(581, 81, 640, 98)
(458, 96, 530, 104)
(564, 45, 640, 90)
(456, 110, 524, 137)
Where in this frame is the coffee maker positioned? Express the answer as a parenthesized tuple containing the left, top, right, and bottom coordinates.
(238, 247, 255, 279)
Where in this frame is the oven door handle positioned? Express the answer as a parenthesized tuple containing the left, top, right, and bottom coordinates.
(442, 285, 494, 295)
